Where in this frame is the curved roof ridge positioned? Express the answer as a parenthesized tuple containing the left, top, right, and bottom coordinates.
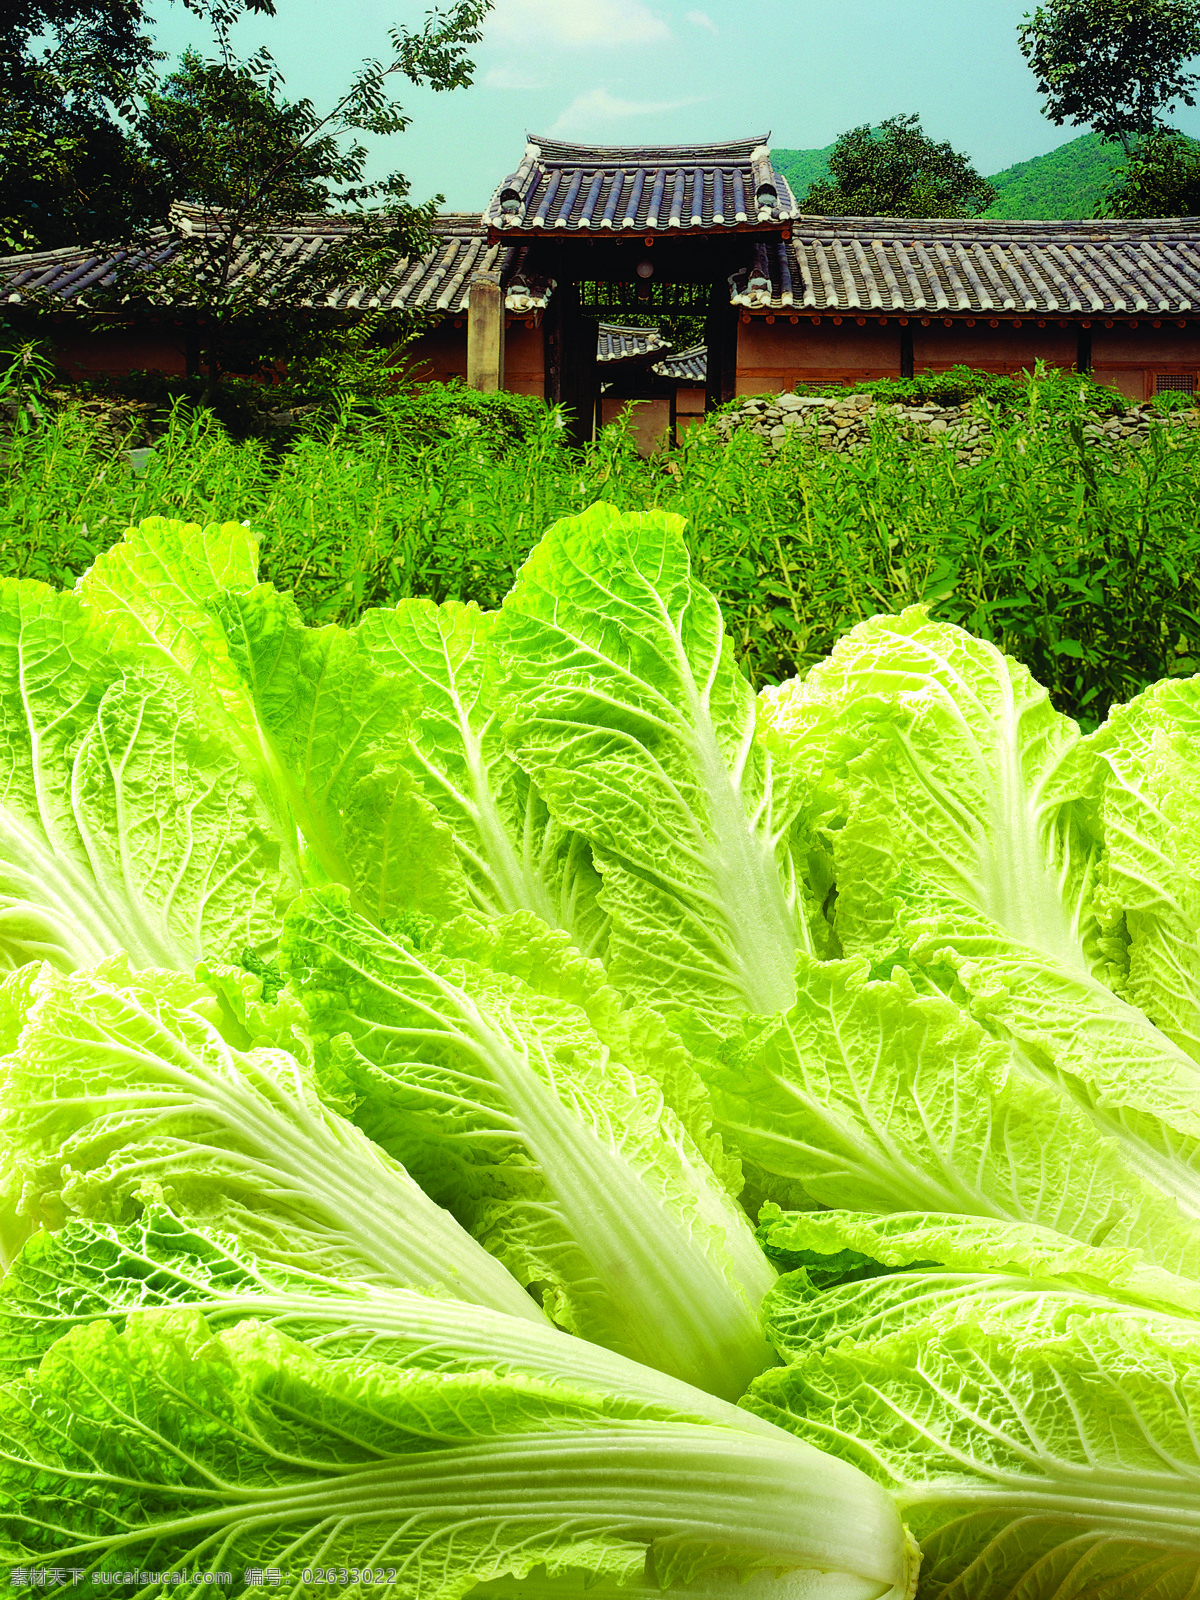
(527, 134, 770, 163)
(487, 135, 794, 234)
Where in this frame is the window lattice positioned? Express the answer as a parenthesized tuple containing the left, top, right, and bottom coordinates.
(1156, 373, 1196, 394)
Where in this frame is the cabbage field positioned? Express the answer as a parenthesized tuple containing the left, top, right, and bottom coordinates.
(0, 493, 1199, 1598)
(2, 377, 1200, 1599)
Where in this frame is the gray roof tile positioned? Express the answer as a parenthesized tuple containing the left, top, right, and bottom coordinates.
(0, 207, 553, 313)
(653, 344, 707, 382)
(732, 216, 1200, 316)
(484, 136, 797, 235)
(596, 324, 668, 362)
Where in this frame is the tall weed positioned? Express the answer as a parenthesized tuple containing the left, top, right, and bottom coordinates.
(2, 384, 1198, 727)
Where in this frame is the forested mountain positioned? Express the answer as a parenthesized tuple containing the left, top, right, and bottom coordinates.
(983, 133, 1124, 218)
(771, 142, 838, 202)
(773, 131, 1130, 219)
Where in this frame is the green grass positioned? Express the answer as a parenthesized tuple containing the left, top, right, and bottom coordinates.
(4, 375, 1200, 729)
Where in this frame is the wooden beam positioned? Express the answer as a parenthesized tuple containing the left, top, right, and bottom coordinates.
(543, 280, 596, 447)
(543, 282, 565, 407)
(563, 306, 598, 448)
(705, 283, 738, 411)
(900, 326, 914, 380)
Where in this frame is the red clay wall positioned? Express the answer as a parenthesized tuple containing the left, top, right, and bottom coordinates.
(1090, 321, 1200, 400)
(402, 314, 544, 396)
(676, 382, 705, 435)
(49, 322, 189, 380)
(599, 395, 672, 452)
(405, 320, 468, 384)
(910, 320, 1076, 374)
(39, 309, 541, 399)
(36, 307, 1200, 412)
(503, 316, 545, 397)
(737, 313, 1200, 400)
(736, 317, 898, 391)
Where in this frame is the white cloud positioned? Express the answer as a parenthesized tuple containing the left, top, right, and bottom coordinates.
(488, 0, 670, 48)
(549, 86, 701, 135)
(685, 9, 718, 31)
(484, 63, 547, 89)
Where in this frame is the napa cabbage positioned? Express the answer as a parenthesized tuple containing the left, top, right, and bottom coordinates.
(747, 1211, 1200, 1600)
(0, 1304, 915, 1600)
(282, 888, 776, 1400)
(0, 954, 538, 1320)
(6, 504, 1200, 1600)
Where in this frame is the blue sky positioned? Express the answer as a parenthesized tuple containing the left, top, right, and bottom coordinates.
(146, 0, 1200, 207)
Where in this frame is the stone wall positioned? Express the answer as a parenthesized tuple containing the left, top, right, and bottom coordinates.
(711, 390, 1200, 464)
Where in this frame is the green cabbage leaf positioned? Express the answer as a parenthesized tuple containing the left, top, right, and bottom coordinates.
(759, 610, 1200, 1233)
(0, 1197, 771, 1436)
(0, 955, 540, 1321)
(0, 578, 293, 973)
(494, 504, 825, 1034)
(748, 1269, 1200, 1600)
(354, 598, 608, 956)
(706, 955, 1200, 1279)
(78, 515, 463, 924)
(0, 1305, 915, 1600)
(1082, 675, 1200, 1062)
(282, 887, 775, 1400)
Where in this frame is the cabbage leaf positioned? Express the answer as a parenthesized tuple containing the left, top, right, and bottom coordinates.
(706, 955, 1200, 1279)
(748, 1294, 1200, 1600)
(494, 504, 820, 1032)
(283, 887, 776, 1400)
(0, 1196, 778, 1439)
(0, 579, 293, 973)
(0, 956, 540, 1321)
(0, 1306, 915, 1600)
(355, 598, 608, 956)
(79, 516, 462, 924)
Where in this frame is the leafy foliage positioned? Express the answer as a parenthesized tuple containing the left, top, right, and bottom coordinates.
(778, 131, 1135, 222)
(1018, 0, 1200, 149)
(3, 0, 491, 393)
(797, 114, 995, 219)
(109, 4, 489, 391)
(141, 49, 354, 213)
(0, 0, 163, 249)
(4, 373, 1199, 729)
(770, 142, 837, 202)
(7, 500, 1200, 1596)
(983, 129, 1126, 217)
(0, 1306, 899, 1595)
(1100, 126, 1200, 213)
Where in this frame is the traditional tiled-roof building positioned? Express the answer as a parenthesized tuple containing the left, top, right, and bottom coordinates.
(730, 215, 1200, 398)
(4, 137, 1200, 445)
(0, 205, 554, 398)
(481, 135, 798, 234)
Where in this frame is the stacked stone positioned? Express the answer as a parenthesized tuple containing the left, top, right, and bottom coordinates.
(1076, 406, 1200, 448)
(710, 392, 1200, 466)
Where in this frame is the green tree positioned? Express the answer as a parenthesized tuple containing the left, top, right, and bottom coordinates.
(1017, 0, 1200, 151)
(115, 4, 490, 393)
(140, 49, 346, 213)
(0, 0, 163, 249)
(799, 115, 995, 218)
(1098, 127, 1200, 211)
